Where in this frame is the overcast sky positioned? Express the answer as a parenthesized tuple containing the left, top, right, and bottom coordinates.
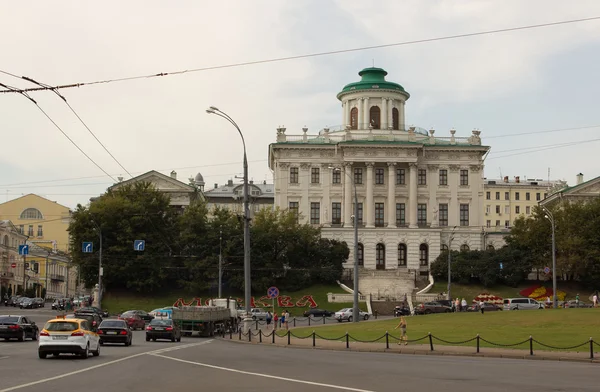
(1, 1, 599, 209)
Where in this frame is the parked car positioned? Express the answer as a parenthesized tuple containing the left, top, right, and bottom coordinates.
(14, 297, 30, 308)
(0, 315, 39, 341)
(98, 319, 132, 346)
(562, 300, 593, 308)
(466, 302, 502, 312)
(414, 302, 452, 315)
(250, 308, 269, 320)
(334, 308, 370, 322)
(4, 296, 20, 307)
(146, 319, 181, 342)
(130, 309, 154, 322)
(38, 315, 100, 359)
(303, 308, 334, 318)
(119, 311, 146, 330)
(19, 298, 36, 309)
(75, 307, 106, 319)
(69, 313, 102, 330)
(394, 305, 411, 317)
(503, 298, 544, 310)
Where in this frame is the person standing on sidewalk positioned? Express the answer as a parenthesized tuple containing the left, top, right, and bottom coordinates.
(266, 311, 272, 329)
(394, 316, 408, 345)
(284, 310, 290, 330)
(479, 300, 485, 314)
(273, 312, 278, 331)
(593, 293, 598, 308)
(461, 298, 467, 312)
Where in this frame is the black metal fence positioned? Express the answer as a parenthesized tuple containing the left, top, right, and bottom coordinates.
(246, 315, 378, 330)
(223, 328, 600, 359)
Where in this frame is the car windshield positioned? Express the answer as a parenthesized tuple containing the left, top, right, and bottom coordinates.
(0, 316, 19, 323)
(338, 308, 350, 312)
(45, 321, 79, 331)
(121, 312, 135, 317)
(150, 319, 172, 326)
(100, 320, 126, 328)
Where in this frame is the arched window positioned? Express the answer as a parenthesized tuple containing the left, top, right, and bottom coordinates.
(397, 244, 407, 266)
(376, 243, 385, 270)
(440, 243, 448, 252)
(392, 107, 399, 130)
(487, 244, 495, 250)
(419, 244, 428, 266)
(369, 106, 381, 129)
(460, 244, 470, 252)
(350, 107, 358, 130)
(20, 208, 43, 220)
(357, 243, 364, 266)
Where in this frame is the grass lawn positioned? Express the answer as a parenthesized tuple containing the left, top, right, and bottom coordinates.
(292, 309, 600, 351)
(101, 283, 355, 316)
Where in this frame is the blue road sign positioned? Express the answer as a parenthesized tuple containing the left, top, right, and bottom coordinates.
(544, 266, 551, 274)
(267, 286, 279, 299)
(134, 240, 145, 251)
(18, 245, 29, 255)
(82, 242, 93, 253)
(499, 262, 503, 270)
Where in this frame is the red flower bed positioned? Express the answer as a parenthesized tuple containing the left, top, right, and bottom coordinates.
(519, 285, 542, 298)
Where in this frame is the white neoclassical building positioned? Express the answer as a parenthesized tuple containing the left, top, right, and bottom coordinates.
(268, 67, 490, 298)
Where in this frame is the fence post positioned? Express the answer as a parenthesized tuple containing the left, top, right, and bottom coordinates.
(529, 335, 533, 356)
(294, 317, 296, 327)
(323, 316, 326, 325)
(312, 330, 316, 347)
(259, 329, 262, 343)
(255, 320, 258, 330)
(346, 332, 349, 349)
(249, 330, 252, 342)
(272, 330, 275, 344)
(590, 337, 594, 360)
(230, 328, 233, 340)
(308, 317, 311, 326)
(385, 331, 389, 349)
(428, 333, 434, 351)
(287, 330, 291, 345)
(476, 334, 480, 353)
(239, 328, 242, 340)
(375, 310, 378, 319)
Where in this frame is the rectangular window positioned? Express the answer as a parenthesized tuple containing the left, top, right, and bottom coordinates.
(19, 225, 24, 234)
(515, 192, 520, 201)
(310, 202, 320, 224)
(37, 225, 43, 237)
(355, 203, 363, 225)
(396, 203, 406, 226)
(515, 206, 520, 214)
(486, 220, 491, 228)
(505, 220, 510, 228)
(460, 170, 469, 186)
(288, 202, 299, 220)
(486, 191, 490, 200)
(375, 168, 384, 185)
(526, 192, 530, 201)
(505, 192, 509, 200)
(396, 168, 405, 185)
(439, 169, 448, 185)
(332, 203, 341, 225)
(486, 205, 491, 214)
(375, 203, 385, 227)
(495, 205, 500, 214)
(504, 206, 510, 214)
(495, 220, 500, 227)
(536, 192, 541, 201)
(495, 192, 500, 200)
(418, 169, 427, 185)
(417, 204, 427, 225)
(290, 167, 299, 184)
(526, 206, 531, 214)
(460, 204, 469, 226)
(28, 225, 33, 236)
(311, 167, 320, 184)
(354, 168, 363, 185)
(332, 170, 341, 184)
(439, 204, 448, 227)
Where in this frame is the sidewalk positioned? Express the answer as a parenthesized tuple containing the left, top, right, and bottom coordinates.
(219, 333, 600, 364)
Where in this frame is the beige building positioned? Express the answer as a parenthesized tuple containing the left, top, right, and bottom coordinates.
(204, 179, 274, 217)
(268, 67, 489, 298)
(0, 220, 29, 296)
(540, 173, 600, 207)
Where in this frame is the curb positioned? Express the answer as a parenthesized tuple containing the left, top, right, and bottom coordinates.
(218, 337, 600, 364)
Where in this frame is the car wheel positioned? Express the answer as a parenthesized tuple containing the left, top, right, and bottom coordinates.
(347, 316, 353, 322)
(18, 330, 25, 342)
(38, 351, 47, 359)
(444, 309, 451, 313)
(177, 336, 181, 342)
(425, 309, 432, 315)
(171, 335, 176, 342)
(337, 319, 341, 323)
(92, 344, 100, 357)
(99, 340, 104, 346)
(146, 336, 150, 342)
(252, 316, 257, 320)
(32, 329, 39, 341)
(363, 314, 369, 321)
(81, 344, 90, 359)
(152, 338, 156, 342)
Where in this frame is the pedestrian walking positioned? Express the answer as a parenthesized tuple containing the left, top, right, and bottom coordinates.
(273, 312, 279, 331)
(461, 298, 467, 312)
(266, 311, 272, 329)
(394, 316, 408, 345)
(455, 298, 460, 312)
(284, 310, 290, 330)
(479, 300, 485, 314)
(593, 293, 598, 308)
(576, 293, 580, 306)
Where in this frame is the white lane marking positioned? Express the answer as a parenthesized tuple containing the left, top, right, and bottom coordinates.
(151, 353, 375, 392)
(0, 340, 212, 392)
(0, 356, 8, 360)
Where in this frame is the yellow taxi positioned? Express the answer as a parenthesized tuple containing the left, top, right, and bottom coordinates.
(38, 315, 100, 359)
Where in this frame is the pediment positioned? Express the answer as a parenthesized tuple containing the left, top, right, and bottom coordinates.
(111, 170, 195, 193)
(566, 176, 600, 197)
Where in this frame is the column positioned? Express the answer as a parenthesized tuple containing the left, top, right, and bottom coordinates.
(343, 162, 353, 227)
(363, 97, 370, 129)
(381, 98, 388, 129)
(366, 162, 375, 228)
(387, 162, 396, 228)
(388, 99, 393, 128)
(399, 101, 406, 131)
(342, 101, 349, 128)
(277, 163, 289, 209)
(449, 165, 459, 226)
(322, 163, 331, 226)
(357, 98, 363, 130)
(408, 163, 418, 228)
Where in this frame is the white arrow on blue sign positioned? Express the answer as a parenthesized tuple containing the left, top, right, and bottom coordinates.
(82, 242, 93, 253)
(134, 240, 145, 251)
(18, 245, 29, 255)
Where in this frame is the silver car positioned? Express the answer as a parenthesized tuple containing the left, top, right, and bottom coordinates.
(250, 308, 269, 320)
(503, 298, 544, 310)
(334, 308, 370, 322)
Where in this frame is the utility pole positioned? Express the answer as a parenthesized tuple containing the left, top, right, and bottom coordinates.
(218, 229, 223, 298)
(45, 252, 49, 298)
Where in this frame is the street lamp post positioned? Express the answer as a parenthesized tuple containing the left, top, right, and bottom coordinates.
(91, 221, 103, 308)
(218, 229, 223, 298)
(331, 167, 360, 323)
(543, 208, 558, 309)
(447, 226, 457, 301)
(207, 107, 252, 331)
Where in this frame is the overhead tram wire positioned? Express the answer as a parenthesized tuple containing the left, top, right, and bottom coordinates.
(2, 16, 600, 95)
(0, 82, 117, 182)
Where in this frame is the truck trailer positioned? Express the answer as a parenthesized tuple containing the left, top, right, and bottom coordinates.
(172, 300, 239, 337)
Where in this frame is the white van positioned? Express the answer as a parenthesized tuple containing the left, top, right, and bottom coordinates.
(503, 298, 544, 310)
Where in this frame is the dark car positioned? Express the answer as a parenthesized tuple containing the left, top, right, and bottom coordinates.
(394, 305, 411, 317)
(467, 302, 502, 312)
(69, 313, 102, 330)
(414, 301, 452, 315)
(119, 311, 146, 330)
(4, 296, 20, 306)
(303, 308, 334, 318)
(563, 300, 593, 308)
(0, 315, 39, 341)
(98, 319, 132, 346)
(146, 319, 181, 342)
(19, 298, 36, 309)
(33, 298, 45, 308)
(15, 297, 30, 308)
(130, 310, 154, 322)
(88, 306, 109, 318)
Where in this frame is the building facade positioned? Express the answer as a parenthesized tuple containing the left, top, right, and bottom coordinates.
(204, 179, 274, 217)
(268, 67, 489, 297)
(540, 173, 600, 207)
(0, 220, 29, 297)
(0, 194, 72, 253)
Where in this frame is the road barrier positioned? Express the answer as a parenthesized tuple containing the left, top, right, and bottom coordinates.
(247, 314, 379, 330)
(224, 328, 599, 359)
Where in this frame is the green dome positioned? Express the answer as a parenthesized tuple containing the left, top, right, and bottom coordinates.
(337, 67, 409, 99)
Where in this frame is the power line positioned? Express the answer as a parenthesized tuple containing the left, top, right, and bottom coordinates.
(2, 16, 599, 95)
(485, 124, 600, 139)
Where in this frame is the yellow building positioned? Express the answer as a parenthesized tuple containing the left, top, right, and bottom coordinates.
(0, 220, 28, 297)
(0, 194, 72, 253)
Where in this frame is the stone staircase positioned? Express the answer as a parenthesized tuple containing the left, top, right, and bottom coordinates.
(357, 269, 415, 301)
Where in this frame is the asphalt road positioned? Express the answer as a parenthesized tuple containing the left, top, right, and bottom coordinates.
(0, 308, 597, 392)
